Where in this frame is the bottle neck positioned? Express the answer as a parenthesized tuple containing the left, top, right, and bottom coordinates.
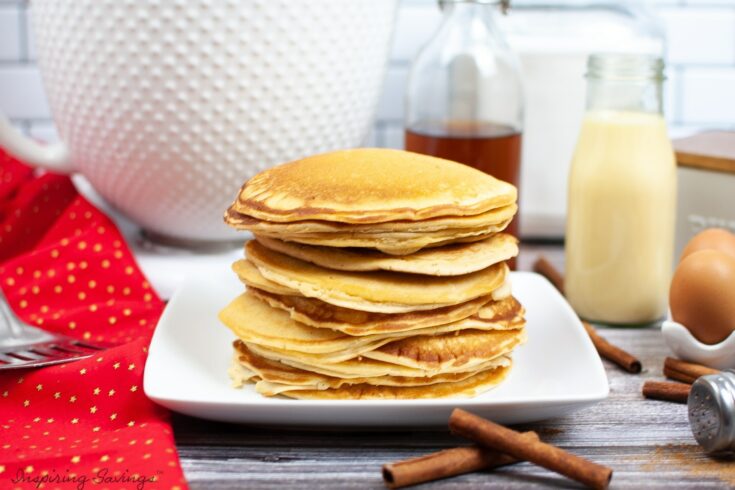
(585, 54, 665, 115)
(404, 0, 523, 132)
(440, 1, 505, 44)
(586, 77, 663, 115)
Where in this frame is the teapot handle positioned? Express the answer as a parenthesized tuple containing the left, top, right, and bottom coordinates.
(0, 113, 73, 172)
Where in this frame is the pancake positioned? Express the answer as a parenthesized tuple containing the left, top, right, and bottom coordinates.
(248, 287, 492, 335)
(245, 328, 524, 377)
(362, 328, 527, 371)
(230, 341, 511, 396)
(232, 259, 297, 296)
(225, 204, 517, 234)
(271, 363, 512, 400)
(229, 148, 517, 224)
(222, 293, 392, 363)
(234, 251, 514, 312)
(221, 147, 523, 401)
(246, 225, 507, 255)
(247, 340, 515, 379)
(220, 292, 526, 362)
(476, 295, 525, 324)
(221, 293, 383, 361)
(248, 288, 522, 336)
(490, 280, 512, 301)
(253, 233, 518, 276)
(242, 240, 508, 313)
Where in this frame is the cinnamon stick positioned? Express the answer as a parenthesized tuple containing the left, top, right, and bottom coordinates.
(583, 322, 642, 374)
(382, 432, 539, 489)
(642, 380, 690, 403)
(449, 409, 612, 490)
(532, 256, 642, 374)
(663, 357, 719, 384)
(533, 255, 565, 293)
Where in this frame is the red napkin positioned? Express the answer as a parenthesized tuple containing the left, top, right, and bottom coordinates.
(0, 149, 188, 489)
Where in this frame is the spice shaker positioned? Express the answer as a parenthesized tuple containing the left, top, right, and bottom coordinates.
(689, 370, 735, 454)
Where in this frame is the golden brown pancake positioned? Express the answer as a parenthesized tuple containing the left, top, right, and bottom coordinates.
(221, 293, 383, 357)
(220, 292, 526, 364)
(248, 287, 492, 335)
(272, 364, 512, 400)
(248, 288, 523, 335)
(232, 259, 296, 296)
(230, 341, 510, 395)
(229, 148, 517, 224)
(245, 338, 515, 379)
(478, 295, 525, 321)
(245, 225, 508, 255)
(220, 148, 523, 400)
(490, 280, 512, 302)
(225, 204, 517, 234)
(244, 327, 524, 377)
(254, 233, 518, 276)
(242, 240, 508, 313)
(362, 328, 527, 371)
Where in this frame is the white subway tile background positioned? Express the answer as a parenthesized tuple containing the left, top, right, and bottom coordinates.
(374, 0, 735, 149)
(0, 0, 733, 236)
(1, 0, 734, 142)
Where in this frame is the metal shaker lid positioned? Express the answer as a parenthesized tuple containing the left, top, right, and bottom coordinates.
(689, 370, 735, 454)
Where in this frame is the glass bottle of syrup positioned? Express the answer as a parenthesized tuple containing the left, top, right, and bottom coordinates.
(405, 0, 524, 248)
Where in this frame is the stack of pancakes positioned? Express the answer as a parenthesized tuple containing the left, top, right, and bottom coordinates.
(220, 148, 526, 399)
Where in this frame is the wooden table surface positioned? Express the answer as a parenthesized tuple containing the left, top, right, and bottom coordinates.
(172, 243, 731, 489)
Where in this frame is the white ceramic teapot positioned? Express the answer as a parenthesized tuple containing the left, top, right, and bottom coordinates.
(0, 0, 397, 243)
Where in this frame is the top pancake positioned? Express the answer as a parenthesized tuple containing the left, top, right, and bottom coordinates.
(229, 148, 517, 224)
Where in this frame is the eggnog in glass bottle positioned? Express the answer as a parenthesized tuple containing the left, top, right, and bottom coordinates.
(565, 54, 676, 325)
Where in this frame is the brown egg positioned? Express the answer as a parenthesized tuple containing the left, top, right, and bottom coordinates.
(670, 250, 735, 345)
(680, 228, 735, 262)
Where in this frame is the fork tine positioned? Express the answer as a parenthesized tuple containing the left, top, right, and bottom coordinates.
(49, 344, 86, 354)
(29, 347, 61, 357)
(0, 353, 26, 364)
(73, 342, 105, 351)
(55, 341, 104, 353)
(0, 340, 108, 370)
(7, 350, 46, 361)
(0, 288, 108, 370)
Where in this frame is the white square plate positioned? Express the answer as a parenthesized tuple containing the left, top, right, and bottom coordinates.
(144, 271, 608, 427)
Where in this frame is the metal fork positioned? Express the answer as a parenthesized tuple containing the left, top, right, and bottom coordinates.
(0, 291, 106, 370)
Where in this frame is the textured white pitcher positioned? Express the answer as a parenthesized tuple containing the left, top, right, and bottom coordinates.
(0, 0, 397, 242)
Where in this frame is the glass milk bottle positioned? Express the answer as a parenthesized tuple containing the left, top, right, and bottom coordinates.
(565, 54, 676, 325)
(404, 0, 523, 241)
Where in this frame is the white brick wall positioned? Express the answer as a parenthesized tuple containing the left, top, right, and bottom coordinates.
(0, 65, 49, 120)
(2, 0, 734, 138)
(0, 6, 20, 61)
(660, 7, 735, 64)
(374, 0, 735, 145)
(376, 66, 410, 123)
(390, 1, 442, 63)
(1, 0, 734, 236)
(681, 67, 735, 123)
